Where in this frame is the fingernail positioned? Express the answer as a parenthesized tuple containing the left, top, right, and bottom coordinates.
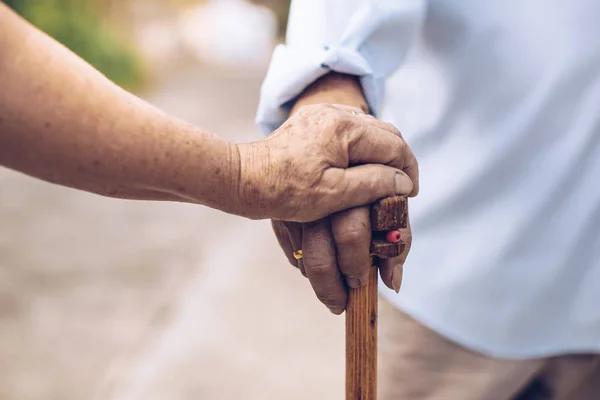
(330, 307, 345, 315)
(391, 266, 403, 293)
(395, 172, 412, 195)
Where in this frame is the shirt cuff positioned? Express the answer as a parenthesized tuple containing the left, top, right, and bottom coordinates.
(255, 44, 384, 134)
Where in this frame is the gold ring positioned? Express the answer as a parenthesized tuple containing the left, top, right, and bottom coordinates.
(293, 249, 303, 260)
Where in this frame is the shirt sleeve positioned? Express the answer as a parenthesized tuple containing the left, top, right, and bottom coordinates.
(255, 0, 428, 134)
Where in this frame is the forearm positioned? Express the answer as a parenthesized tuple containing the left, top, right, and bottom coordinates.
(0, 5, 239, 210)
(290, 73, 368, 115)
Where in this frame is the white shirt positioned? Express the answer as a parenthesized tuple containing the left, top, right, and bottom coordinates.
(256, 0, 600, 358)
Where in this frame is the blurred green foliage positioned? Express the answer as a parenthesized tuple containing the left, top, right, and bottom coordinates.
(3, 0, 147, 90)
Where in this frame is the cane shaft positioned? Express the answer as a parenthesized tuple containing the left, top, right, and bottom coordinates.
(346, 262, 378, 399)
(345, 196, 408, 400)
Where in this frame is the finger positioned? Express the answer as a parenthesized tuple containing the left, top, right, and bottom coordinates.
(379, 257, 403, 293)
(379, 217, 412, 292)
(338, 110, 414, 162)
(349, 127, 419, 197)
(302, 219, 347, 314)
(271, 220, 296, 266)
(356, 115, 420, 197)
(286, 221, 306, 277)
(330, 107, 420, 196)
(330, 206, 372, 288)
(320, 165, 413, 216)
(297, 105, 419, 196)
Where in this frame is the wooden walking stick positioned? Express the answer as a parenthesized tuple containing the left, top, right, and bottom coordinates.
(346, 196, 408, 400)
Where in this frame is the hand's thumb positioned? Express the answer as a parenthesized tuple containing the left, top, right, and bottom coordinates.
(328, 164, 413, 213)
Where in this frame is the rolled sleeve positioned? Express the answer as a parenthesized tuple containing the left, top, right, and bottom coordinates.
(256, 0, 428, 134)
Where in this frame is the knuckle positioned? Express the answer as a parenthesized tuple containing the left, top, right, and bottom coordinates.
(396, 136, 408, 152)
(384, 121, 403, 137)
(328, 110, 356, 130)
(391, 140, 408, 165)
(327, 109, 347, 126)
(334, 225, 369, 246)
(332, 212, 370, 245)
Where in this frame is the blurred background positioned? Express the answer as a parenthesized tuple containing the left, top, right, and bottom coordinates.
(0, 1, 345, 399)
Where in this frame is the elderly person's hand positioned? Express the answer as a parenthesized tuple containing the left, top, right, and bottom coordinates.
(234, 103, 415, 221)
(0, 5, 413, 228)
(1, 7, 415, 315)
(267, 74, 419, 315)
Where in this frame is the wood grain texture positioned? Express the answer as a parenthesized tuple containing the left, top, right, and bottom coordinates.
(370, 239, 405, 259)
(346, 261, 378, 400)
(346, 195, 408, 400)
(370, 196, 408, 231)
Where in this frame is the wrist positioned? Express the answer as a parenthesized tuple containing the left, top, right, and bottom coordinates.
(290, 72, 369, 116)
(146, 124, 243, 213)
(232, 141, 273, 219)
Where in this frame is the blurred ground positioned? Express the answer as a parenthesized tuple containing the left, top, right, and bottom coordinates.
(0, 62, 344, 399)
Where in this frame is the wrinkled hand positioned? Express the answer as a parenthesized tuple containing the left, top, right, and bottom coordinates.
(272, 204, 413, 314)
(268, 107, 418, 315)
(235, 104, 417, 221)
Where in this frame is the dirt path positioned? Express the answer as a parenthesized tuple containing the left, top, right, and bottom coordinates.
(0, 64, 343, 400)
